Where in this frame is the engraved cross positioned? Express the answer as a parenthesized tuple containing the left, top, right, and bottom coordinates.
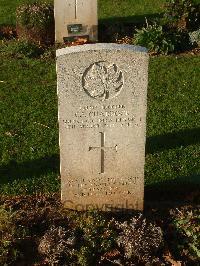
(89, 132, 118, 174)
(75, 0, 78, 19)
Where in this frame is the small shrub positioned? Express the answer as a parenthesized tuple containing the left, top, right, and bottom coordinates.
(163, 0, 200, 31)
(16, 1, 54, 44)
(16, 1, 54, 30)
(164, 0, 189, 28)
(133, 23, 175, 54)
(115, 214, 163, 264)
(171, 207, 200, 262)
(75, 211, 117, 265)
(164, 0, 193, 29)
(133, 0, 197, 54)
(38, 212, 117, 266)
(0, 206, 19, 265)
(38, 226, 76, 265)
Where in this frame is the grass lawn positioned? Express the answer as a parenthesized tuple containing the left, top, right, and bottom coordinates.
(99, 0, 166, 23)
(1, 0, 200, 26)
(0, 0, 22, 26)
(1, 0, 200, 28)
(3, 0, 200, 26)
(0, 50, 199, 196)
(146, 55, 200, 200)
(0, 53, 59, 194)
(1, 0, 166, 26)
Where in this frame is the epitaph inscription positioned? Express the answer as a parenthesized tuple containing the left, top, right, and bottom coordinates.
(57, 44, 149, 211)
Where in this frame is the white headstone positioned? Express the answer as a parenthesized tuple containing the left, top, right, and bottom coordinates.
(56, 44, 149, 211)
(54, 0, 98, 43)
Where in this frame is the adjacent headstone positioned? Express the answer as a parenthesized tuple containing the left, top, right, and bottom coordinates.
(56, 44, 149, 211)
(54, 0, 98, 43)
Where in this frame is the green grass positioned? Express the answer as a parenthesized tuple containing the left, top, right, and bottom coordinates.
(99, 0, 200, 19)
(1, 0, 200, 25)
(0, 48, 199, 195)
(0, 0, 52, 26)
(0, 0, 166, 26)
(0, 0, 164, 26)
(0, 52, 59, 194)
(0, 0, 22, 26)
(99, 0, 200, 23)
(99, 0, 166, 22)
(146, 56, 200, 187)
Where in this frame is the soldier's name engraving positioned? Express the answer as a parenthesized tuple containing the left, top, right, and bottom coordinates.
(63, 104, 140, 129)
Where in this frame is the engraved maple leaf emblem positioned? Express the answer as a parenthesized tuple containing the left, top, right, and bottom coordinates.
(82, 61, 124, 101)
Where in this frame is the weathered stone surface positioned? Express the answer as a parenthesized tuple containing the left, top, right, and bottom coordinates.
(54, 0, 98, 43)
(56, 43, 149, 211)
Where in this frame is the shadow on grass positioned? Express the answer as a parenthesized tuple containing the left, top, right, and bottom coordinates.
(0, 154, 59, 184)
(146, 127, 200, 154)
(0, 128, 199, 188)
(98, 13, 163, 42)
(145, 174, 200, 208)
(99, 13, 163, 25)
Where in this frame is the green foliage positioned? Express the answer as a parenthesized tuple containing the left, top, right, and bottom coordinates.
(133, 0, 199, 54)
(37, 212, 164, 265)
(0, 40, 44, 58)
(0, 206, 19, 265)
(165, 0, 194, 20)
(16, 1, 54, 30)
(75, 211, 117, 265)
(37, 211, 117, 265)
(0, 206, 13, 233)
(164, 0, 200, 30)
(133, 23, 175, 54)
(172, 208, 200, 262)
